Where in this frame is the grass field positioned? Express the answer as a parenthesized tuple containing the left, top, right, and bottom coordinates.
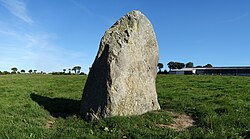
(0, 74, 249, 138)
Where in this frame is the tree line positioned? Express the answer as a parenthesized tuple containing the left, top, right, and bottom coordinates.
(0, 66, 86, 75)
(0, 67, 37, 75)
(52, 66, 86, 75)
(157, 61, 213, 73)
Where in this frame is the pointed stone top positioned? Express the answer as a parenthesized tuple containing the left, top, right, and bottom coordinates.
(108, 10, 152, 32)
(130, 10, 142, 14)
(126, 10, 144, 17)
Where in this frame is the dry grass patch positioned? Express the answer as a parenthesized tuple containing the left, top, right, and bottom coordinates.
(167, 112, 194, 131)
(156, 111, 194, 131)
(45, 116, 56, 128)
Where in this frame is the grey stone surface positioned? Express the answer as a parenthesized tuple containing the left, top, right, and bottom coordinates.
(80, 10, 160, 121)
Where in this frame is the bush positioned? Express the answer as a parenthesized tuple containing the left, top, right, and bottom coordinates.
(157, 70, 168, 74)
(3, 71, 10, 75)
(51, 72, 65, 75)
(79, 72, 86, 75)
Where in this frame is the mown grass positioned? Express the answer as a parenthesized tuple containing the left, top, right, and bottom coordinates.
(0, 74, 249, 138)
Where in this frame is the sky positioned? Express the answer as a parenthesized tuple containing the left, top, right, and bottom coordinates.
(0, 0, 250, 73)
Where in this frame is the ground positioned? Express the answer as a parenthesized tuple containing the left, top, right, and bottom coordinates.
(0, 74, 249, 138)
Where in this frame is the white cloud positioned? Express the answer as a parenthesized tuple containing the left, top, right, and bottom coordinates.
(71, 0, 92, 15)
(224, 12, 250, 23)
(0, 0, 90, 73)
(0, 0, 33, 24)
(70, 0, 114, 26)
(0, 29, 89, 73)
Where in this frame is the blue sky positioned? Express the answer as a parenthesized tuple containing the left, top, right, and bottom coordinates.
(0, 0, 250, 73)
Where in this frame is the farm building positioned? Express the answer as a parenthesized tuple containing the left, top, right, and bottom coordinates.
(169, 68, 197, 75)
(169, 67, 250, 76)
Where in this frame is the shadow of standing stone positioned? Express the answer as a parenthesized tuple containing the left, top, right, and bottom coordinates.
(30, 93, 80, 118)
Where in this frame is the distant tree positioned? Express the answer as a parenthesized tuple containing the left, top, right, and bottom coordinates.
(167, 61, 175, 70)
(72, 67, 77, 74)
(157, 63, 164, 72)
(28, 69, 33, 74)
(34, 70, 37, 74)
(185, 62, 194, 68)
(63, 69, 66, 73)
(20, 69, 25, 73)
(68, 68, 71, 74)
(11, 67, 18, 74)
(177, 62, 185, 69)
(73, 66, 81, 74)
(172, 62, 185, 69)
(203, 64, 213, 68)
(0, 71, 2, 75)
(167, 61, 185, 70)
(76, 66, 81, 74)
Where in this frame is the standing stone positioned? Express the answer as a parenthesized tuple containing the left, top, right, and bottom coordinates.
(80, 10, 160, 121)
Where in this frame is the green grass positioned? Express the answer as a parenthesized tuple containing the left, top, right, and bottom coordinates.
(0, 74, 249, 138)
